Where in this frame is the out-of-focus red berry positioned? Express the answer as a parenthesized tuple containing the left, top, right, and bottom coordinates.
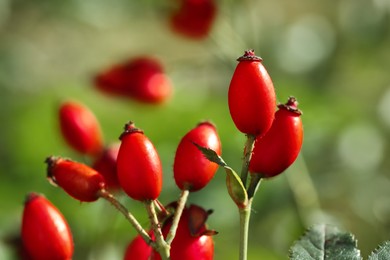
(92, 143, 121, 192)
(59, 100, 104, 157)
(94, 57, 172, 104)
(169, 0, 217, 39)
(21, 193, 73, 260)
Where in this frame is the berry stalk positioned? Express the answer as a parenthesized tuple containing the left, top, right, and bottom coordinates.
(165, 189, 190, 245)
(240, 134, 256, 188)
(97, 189, 152, 245)
(145, 200, 171, 260)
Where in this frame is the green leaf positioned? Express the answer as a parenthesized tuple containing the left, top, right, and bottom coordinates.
(368, 241, 390, 260)
(194, 143, 248, 208)
(193, 142, 227, 167)
(289, 224, 362, 260)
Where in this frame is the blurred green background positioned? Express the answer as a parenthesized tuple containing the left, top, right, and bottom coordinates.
(1, 0, 390, 259)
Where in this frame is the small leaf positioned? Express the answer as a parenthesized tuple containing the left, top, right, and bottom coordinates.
(368, 241, 390, 260)
(289, 224, 362, 260)
(193, 142, 227, 167)
(195, 143, 248, 208)
(224, 166, 248, 208)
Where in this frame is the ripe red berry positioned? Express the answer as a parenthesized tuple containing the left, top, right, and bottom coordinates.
(94, 57, 172, 104)
(21, 193, 73, 260)
(249, 97, 303, 177)
(124, 234, 153, 260)
(59, 100, 103, 156)
(228, 50, 277, 136)
(46, 156, 106, 202)
(117, 122, 163, 201)
(92, 143, 121, 192)
(174, 122, 221, 191)
(169, 0, 217, 39)
(154, 204, 215, 260)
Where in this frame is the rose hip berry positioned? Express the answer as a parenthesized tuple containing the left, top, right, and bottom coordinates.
(21, 193, 73, 260)
(92, 143, 121, 192)
(94, 56, 172, 104)
(46, 156, 106, 202)
(169, 0, 217, 39)
(117, 122, 163, 201)
(249, 97, 303, 178)
(59, 100, 103, 157)
(174, 122, 222, 191)
(154, 204, 215, 260)
(124, 234, 154, 260)
(228, 50, 277, 136)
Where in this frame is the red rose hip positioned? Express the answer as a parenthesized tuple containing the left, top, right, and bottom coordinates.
(92, 143, 121, 192)
(59, 100, 103, 156)
(249, 97, 303, 177)
(169, 0, 217, 39)
(117, 122, 163, 201)
(46, 156, 106, 202)
(174, 122, 221, 191)
(124, 234, 153, 260)
(21, 193, 73, 260)
(228, 50, 276, 136)
(154, 204, 215, 260)
(94, 57, 172, 104)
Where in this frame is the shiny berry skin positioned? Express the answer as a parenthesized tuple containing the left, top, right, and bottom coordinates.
(154, 204, 215, 260)
(124, 234, 153, 260)
(249, 97, 303, 177)
(59, 100, 103, 156)
(92, 143, 121, 192)
(117, 122, 163, 201)
(174, 122, 221, 191)
(228, 50, 277, 136)
(94, 57, 172, 104)
(169, 0, 217, 39)
(21, 193, 73, 260)
(46, 156, 106, 202)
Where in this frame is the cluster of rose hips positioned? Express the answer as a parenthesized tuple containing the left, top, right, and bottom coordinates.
(19, 1, 303, 248)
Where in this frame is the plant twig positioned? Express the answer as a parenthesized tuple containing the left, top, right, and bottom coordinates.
(97, 189, 152, 245)
(165, 189, 190, 245)
(240, 134, 256, 188)
(145, 200, 170, 260)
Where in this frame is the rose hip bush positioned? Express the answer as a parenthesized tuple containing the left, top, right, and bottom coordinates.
(13, 3, 390, 257)
(17, 47, 390, 259)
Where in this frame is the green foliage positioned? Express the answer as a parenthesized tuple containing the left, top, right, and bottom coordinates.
(290, 224, 390, 260)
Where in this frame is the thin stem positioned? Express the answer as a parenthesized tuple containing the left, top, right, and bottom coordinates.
(97, 189, 152, 245)
(145, 200, 170, 260)
(165, 189, 190, 245)
(240, 134, 256, 188)
(238, 200, 253, 260)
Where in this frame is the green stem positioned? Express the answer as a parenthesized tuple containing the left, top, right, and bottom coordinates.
(165, 189, 190, 245)
(145, 200, 170, 260)
(239, 200, 253, 260)
(240, 134, 256, 188)
(97, 189, 152, 245)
